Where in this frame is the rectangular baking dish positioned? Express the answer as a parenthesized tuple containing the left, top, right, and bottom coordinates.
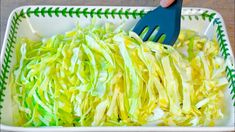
(0, 6, 234, 131)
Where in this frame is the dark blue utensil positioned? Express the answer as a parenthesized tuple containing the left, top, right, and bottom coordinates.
(133, 0, 183, 46)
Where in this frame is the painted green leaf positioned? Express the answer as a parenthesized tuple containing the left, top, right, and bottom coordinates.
(104, 8, 109, 18)
(97, 8, 102, 18)
(41, 7, 46, 17)
(111, 9, 117, 18)
(19, 9, 26, 18)
(55, 7, 60, 17)
(34, 7, 40, 17)
(132, 9, 137, 19)
(48, 7, 53, 17)
(139, 9, 145, 17)
(62, 8, 67, 17)
(83, 8, 89, 18)
(181, 15, 185, 20)
(76, 8, 81, 17)
(118, 8, 123, 19)
(124, 8, 130, 19)
(69, 8, 74, 17)
(188, 16, 192, 20)
(26, 8, 31, 17)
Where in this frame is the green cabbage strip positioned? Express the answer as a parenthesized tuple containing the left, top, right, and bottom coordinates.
(10, 22, 228, 126)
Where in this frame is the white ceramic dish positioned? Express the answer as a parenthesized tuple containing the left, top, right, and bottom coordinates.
(0, 6, 234, 131)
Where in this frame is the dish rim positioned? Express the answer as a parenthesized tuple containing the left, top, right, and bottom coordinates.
(0, 6, 234, 131)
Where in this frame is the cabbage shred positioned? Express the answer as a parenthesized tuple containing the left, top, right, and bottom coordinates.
(10, 23, 228, 126)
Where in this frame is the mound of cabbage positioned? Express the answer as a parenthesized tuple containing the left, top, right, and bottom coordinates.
(10, 22, 228, 126)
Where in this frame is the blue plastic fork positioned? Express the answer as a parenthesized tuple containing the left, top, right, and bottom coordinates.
(133, 0, 183, 46)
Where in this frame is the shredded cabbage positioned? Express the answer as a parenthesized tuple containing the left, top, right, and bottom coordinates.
(10, 23, 228, 127)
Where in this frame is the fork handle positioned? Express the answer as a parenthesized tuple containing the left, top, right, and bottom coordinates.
(168, 0, 183, 10)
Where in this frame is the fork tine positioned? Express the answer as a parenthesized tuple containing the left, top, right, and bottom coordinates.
(153, 31, 164, 42)
(132, 23, 146, 35)
(163, 35, 177, 46)
(143, 27, 155, 41)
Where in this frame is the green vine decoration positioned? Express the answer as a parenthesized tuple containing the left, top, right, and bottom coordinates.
(181, 10, 216, 21)
(25, 7, 146, 19)
(201, 11, 216, 22)
(0, 11, 26, 117)
(25, 7, 218, 22)
(213, 18, 230, 60)
(213, 18, 234, 106)
(226, 66, 235, 106)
